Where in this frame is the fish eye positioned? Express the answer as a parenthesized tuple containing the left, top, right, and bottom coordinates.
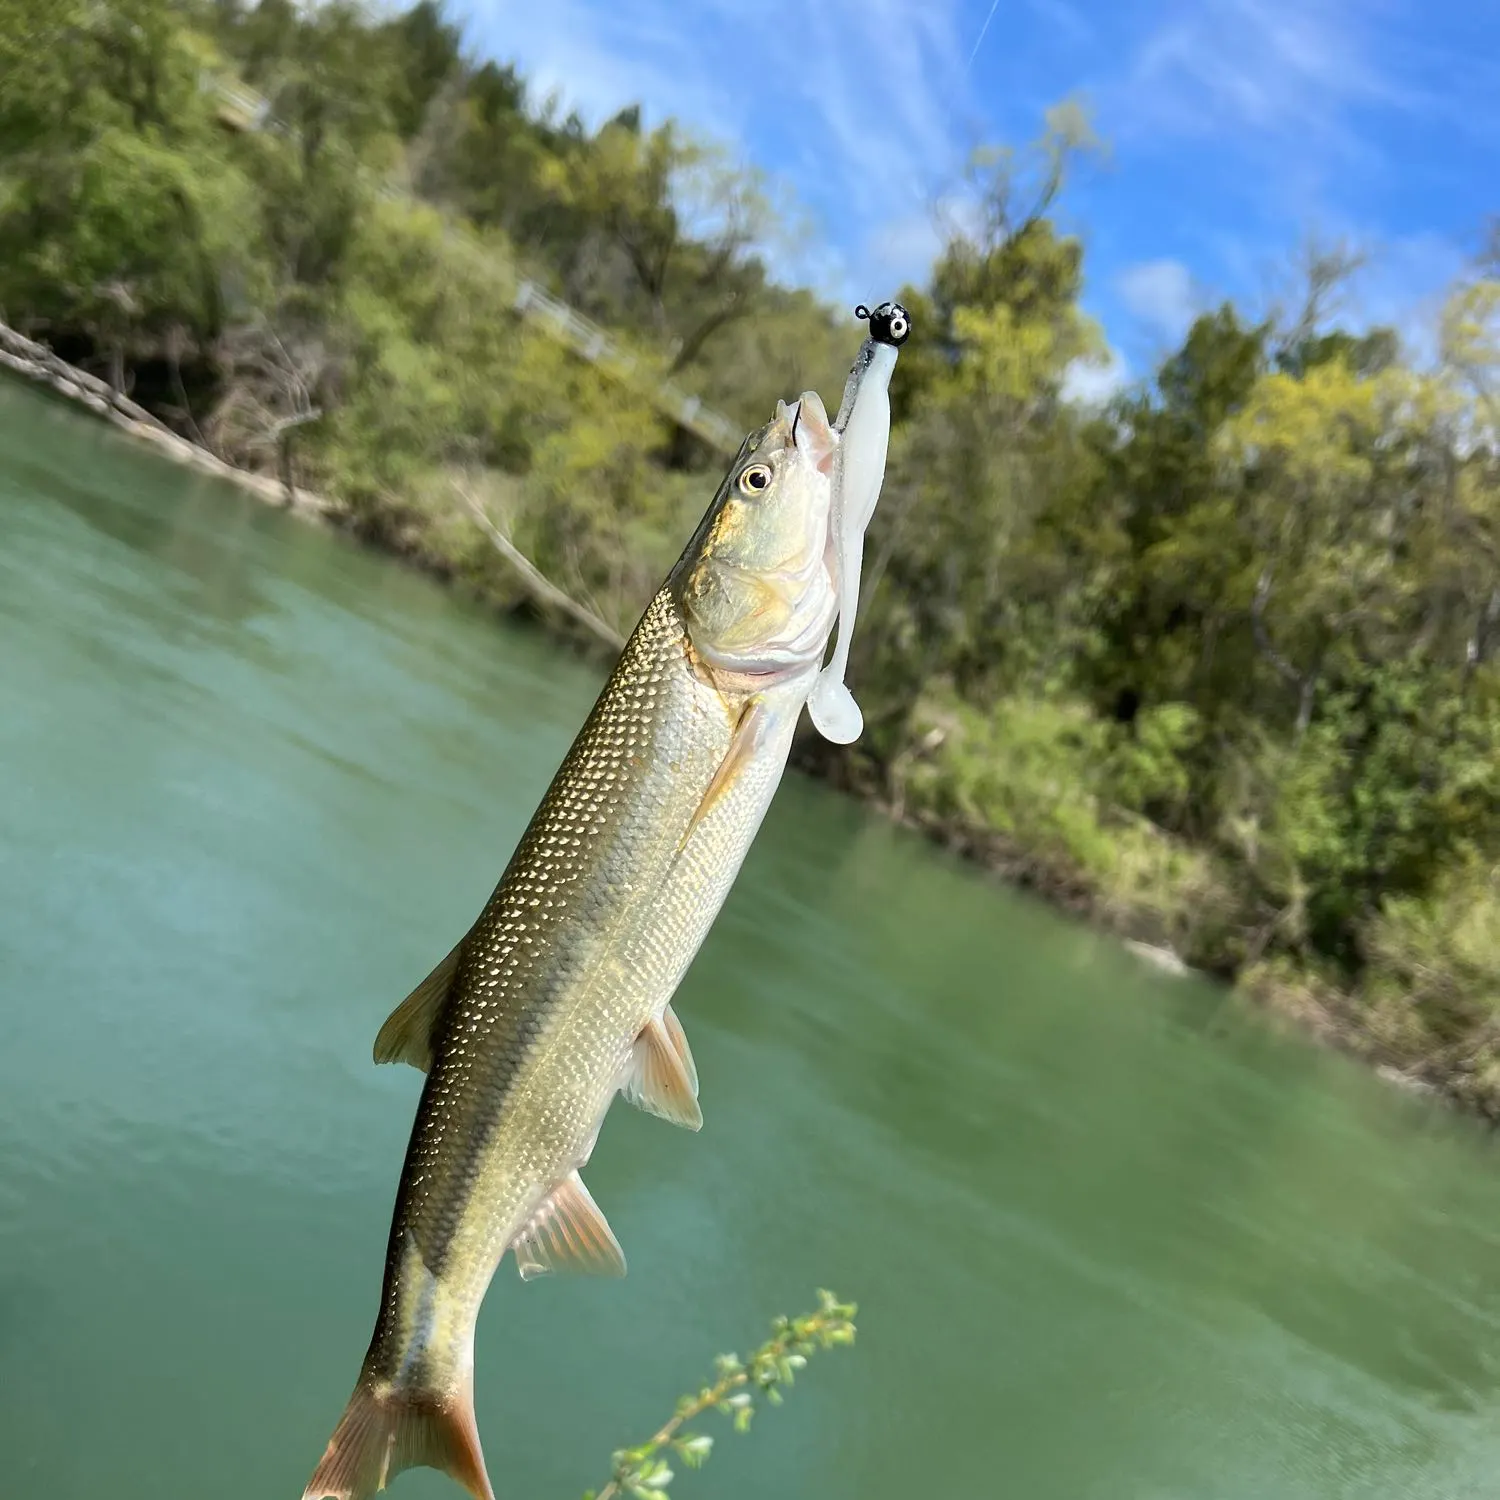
(738, 463, 773, 496)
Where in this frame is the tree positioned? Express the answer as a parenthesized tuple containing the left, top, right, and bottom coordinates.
(0, 0, 265, 384)
(853, 109, 1105, 729)
(540, 117, 775, 376)
(381, 0, 465, 138)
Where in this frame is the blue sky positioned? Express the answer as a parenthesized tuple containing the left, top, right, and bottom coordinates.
(459, 0, 1498, 391)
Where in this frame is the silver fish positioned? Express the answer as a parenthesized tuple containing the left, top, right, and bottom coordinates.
(302, 390, 843, 1500)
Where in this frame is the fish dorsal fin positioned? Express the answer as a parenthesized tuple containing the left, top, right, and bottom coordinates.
(621, 1012, 703, 1131)
(373, 941, 464, 1072)
(680, 700, 769, 849)
(512, 1172, 626, 1280)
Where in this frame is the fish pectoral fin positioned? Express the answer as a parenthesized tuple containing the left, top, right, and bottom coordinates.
(621, 1013, 703, 1131)
(679, 699, 769, 850)
(373, 941, 463, 1072)
(512, 1172, 626, 1281)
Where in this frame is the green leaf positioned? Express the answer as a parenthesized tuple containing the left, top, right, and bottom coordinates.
(674, 1434, 713, 1468)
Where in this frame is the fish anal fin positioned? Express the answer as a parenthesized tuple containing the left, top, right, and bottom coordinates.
(512, 1172, 626, 1281)
(373, 942, 463, 1072)
(621, 1013, 702, 1131)
(681, 699, 769, 848)
(302, 1371, 493, 1500)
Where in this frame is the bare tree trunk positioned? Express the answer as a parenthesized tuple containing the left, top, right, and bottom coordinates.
(666, 294, 751, 376)
(1464, 586, 1500, 686)
(1295, 667, 1321, 742)
(1253, 567, 1321, 745)
(278, 432, 296, 506)
(166, 324, 209, 450)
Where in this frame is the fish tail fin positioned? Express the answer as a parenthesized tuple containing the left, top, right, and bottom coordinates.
(302, 1374, 494, 1500)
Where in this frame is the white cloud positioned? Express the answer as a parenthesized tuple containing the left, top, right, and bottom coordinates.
(1024, 0, 1095, 46)
(453, 0, 1484, 361)
(1082, 0, 1490, 353)
(1063, 347, 1131, 406)
(1338, 231, 1469, 364)
(1088, 0, 1444, 237)
(851, 208, 946, 302)
(463, 0, 973, 300)
(1116, 258, 1199, 340)
(1212, 224, 1469, 357)
(462, 0, 737, 143)
(1114, 0, 1408, 148)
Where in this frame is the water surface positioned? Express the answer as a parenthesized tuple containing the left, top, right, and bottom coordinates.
(4, 378, 1500, 1499)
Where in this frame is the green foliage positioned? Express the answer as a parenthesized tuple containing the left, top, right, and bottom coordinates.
(380, 0, 465, 138)
(0, 0, 843, 620)
(7, 0, 1500, 1109)
(846, 123, 1500, 1098)
(894, 688, 1235, 959)
(584, 1290, 857, 1500)
(3, 126, 260, 336)
(1099, 702, 1201, 824)
(853, 134, 1107, 723)
(0, 0, 262, 356)
(1235, 666, 1500, 955)
(1366, 862, 1500, 1043)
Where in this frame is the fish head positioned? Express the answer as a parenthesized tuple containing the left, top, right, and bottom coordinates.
(672, 391, 840, 681)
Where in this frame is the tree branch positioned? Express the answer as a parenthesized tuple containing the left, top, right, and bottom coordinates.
(455, 484, 624, 652)
(1252, 568, 1321, 742)
(587, 1291, 857, 1500)
(1251, 568, 1303, 687)
(1465, 585, 1500, 683)
(666, 293, 750, 375)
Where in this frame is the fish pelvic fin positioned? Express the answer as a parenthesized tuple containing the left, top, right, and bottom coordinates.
(621, 1012, 702, 1131)
(302, 1372, 493, 1500)
(374, 941, 464, 1072)
(660, 1002, 699, 1095)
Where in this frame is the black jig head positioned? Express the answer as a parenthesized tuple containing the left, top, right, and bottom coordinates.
(854, 301, 911, 347)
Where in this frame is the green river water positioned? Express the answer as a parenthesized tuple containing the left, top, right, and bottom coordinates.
(4, 377, 1500, 1499)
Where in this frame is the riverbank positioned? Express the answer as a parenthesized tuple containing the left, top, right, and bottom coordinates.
(5, 339, 1495, 1123)
(0, 323, 329, 519)
(0, 322, 625, 650)
(907, 810, 1488, 1115)
(806, 715, 1500, 1124)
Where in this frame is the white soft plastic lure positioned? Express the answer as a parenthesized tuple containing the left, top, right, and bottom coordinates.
(807, 300, 910, 743)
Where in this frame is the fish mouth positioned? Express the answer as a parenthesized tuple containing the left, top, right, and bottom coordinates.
(787, 390, 837, 475)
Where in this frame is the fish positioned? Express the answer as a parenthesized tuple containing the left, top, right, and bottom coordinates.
(300, 389, 846, 1500)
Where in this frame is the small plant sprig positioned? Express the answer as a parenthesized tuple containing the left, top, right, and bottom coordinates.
(585, 1288, 858, 1500)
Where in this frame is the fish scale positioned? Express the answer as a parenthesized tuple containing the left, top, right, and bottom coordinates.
(399, 592, 733, 1279)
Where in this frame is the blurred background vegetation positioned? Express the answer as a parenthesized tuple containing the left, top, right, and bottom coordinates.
(3, 0, 1500, 1111)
